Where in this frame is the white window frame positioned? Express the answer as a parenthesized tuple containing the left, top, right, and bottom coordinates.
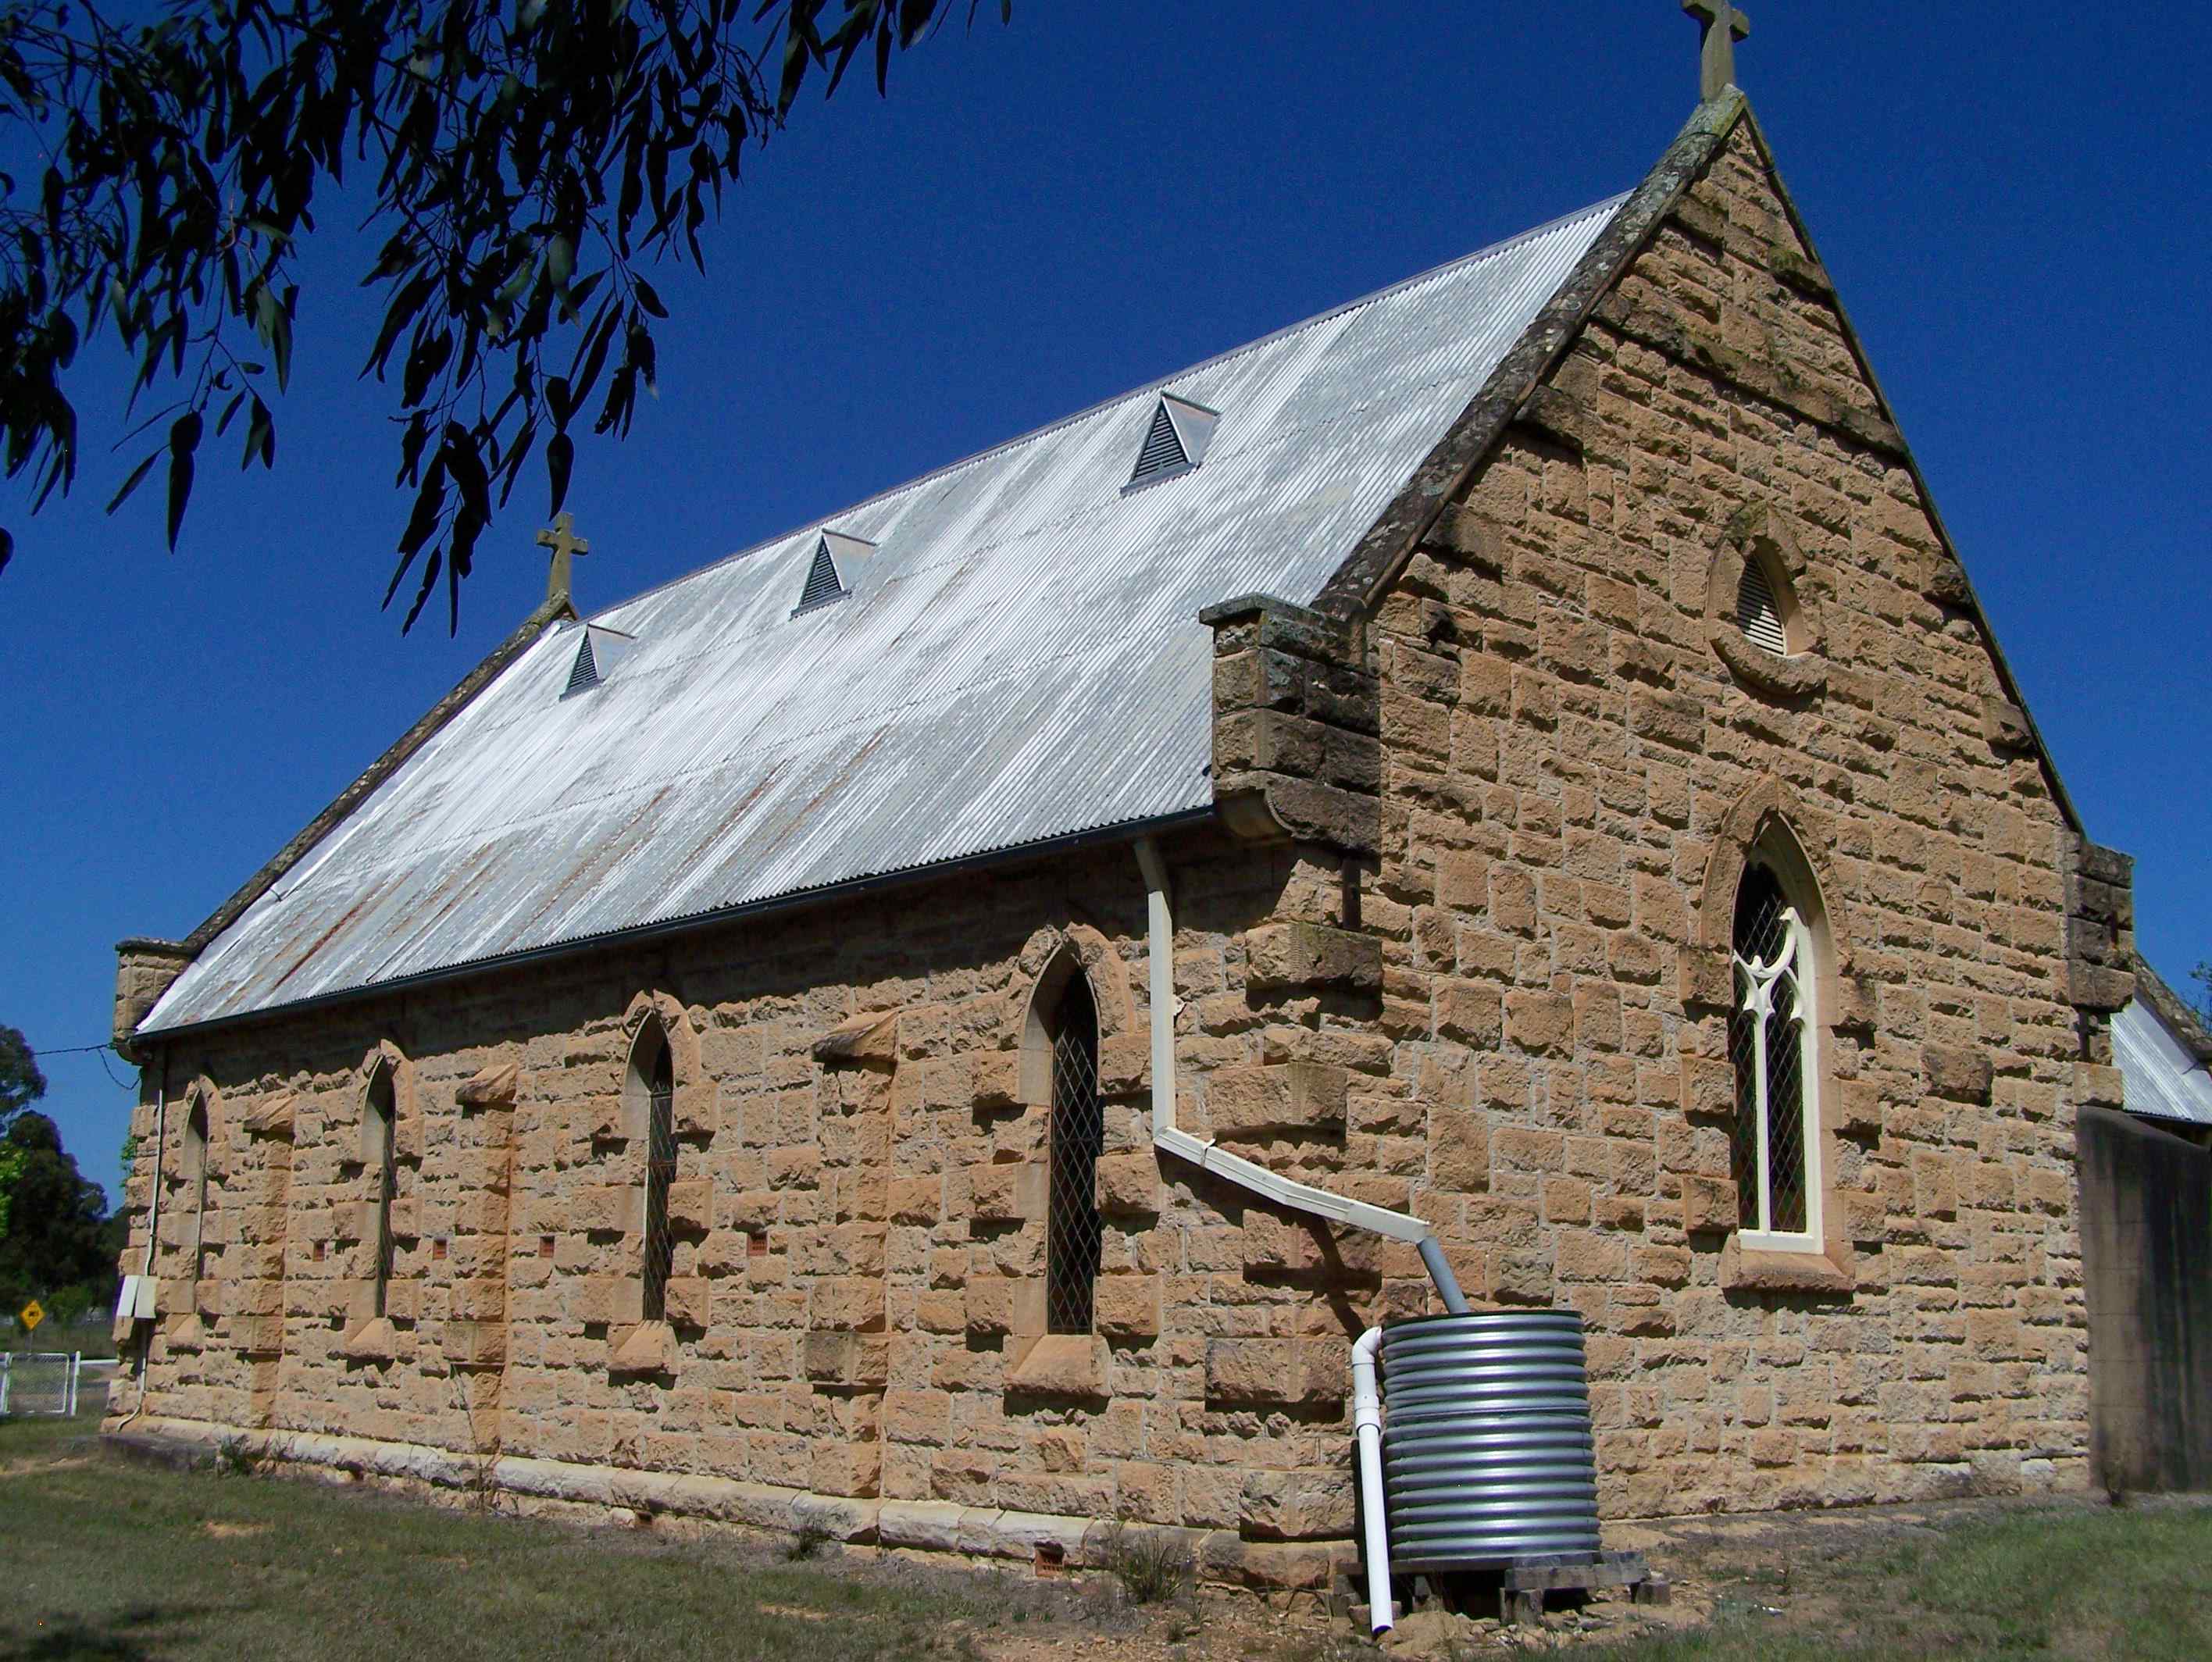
(1733, 904, 1823, 1254)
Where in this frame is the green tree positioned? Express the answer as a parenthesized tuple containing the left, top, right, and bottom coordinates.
(0, 1111, 113, 1314)
(0, 1022, 45, 1129)
(3, 0, 1008, 627)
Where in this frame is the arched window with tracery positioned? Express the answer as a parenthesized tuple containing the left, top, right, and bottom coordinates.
(184, 1100, 212, 1291)
(1729, 861, 1823, 1250)
(366, 1065, 398, 1317)
(1044, 969, 1103, 1335)
(629, 1021, 677, 1323)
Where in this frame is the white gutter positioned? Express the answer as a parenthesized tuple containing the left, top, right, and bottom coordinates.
(1350, 1326, 1393, 1634)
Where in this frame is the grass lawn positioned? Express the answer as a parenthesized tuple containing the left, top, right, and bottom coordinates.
(0, 1405, 1127, 1662)
(6, 1399, 2208, 1662)
(1572, 1501, 2212, 1662)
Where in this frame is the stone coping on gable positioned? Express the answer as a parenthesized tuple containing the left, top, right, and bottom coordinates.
(106, 1418, 1354, 1594)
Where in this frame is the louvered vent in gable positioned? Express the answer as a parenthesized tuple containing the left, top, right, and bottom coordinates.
(1736, 558, 1789, 656)
(1125, 394, 1219, 490)
(790, 530, 876, 619)
(565, 633, 601, 695)
(559, 624, 638, 699)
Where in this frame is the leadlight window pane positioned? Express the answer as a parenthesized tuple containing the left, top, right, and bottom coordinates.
(187, 1104, 211, 1289)
(1766, 968, 1808, 1234)
(1045, 973, 1103, 1336)
(370, 1078, 397, 1318)
(1730, 865, 1812, 1240)
(643, 1043, 676, 1323)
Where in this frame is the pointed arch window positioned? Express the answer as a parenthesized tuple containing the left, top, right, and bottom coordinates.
(1044, 970, 1104, 1335)
(1729, 864, 1822, 1250)
(630, 1022, 677, 1323)
(366, 1065, 398, 1318)
(184, 1100, 212, 1291)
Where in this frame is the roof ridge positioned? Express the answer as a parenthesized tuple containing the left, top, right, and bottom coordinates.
(1315, 91, 1750, 619)
(585, 193, 1632, 622)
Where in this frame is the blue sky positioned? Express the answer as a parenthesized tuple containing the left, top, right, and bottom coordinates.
(4, 3, 2207, 1202)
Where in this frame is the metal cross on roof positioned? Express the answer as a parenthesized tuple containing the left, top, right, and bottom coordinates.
(536, 512, 590, 608)
(1683, 0, 1750, 101)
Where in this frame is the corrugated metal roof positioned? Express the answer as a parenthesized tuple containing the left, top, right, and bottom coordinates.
(142, 196, 1625, 1034)
(2115, 997, 2212, 1128)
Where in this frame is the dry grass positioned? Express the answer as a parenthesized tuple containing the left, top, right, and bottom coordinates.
(0, 1405, 1132, 1662)
(6, 1400, 2208, 1662)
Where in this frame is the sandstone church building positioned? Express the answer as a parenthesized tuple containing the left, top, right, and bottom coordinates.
(107, 43, 2139, 1597)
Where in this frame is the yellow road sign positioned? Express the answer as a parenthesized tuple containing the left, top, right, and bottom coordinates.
(19, 1299, 43, 1332)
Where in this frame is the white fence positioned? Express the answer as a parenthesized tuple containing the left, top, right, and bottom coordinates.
(0, 1350, 108, 1417)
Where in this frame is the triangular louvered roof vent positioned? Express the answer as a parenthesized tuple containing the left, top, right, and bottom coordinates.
(1736, 558, 1789, 656)
(791, 530, 876, 619)
(1125, 394, 1219, 490)
(560, 624, 638, 699)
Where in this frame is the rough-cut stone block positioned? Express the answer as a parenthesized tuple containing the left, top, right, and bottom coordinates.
(1094, 1151, 1159, 1215)
(969, 1160, 1044, 1223)
(1680, 1056, 1734, 1119)
(1093, 1275, 1161, 1341)
(964, 1276, 1041, 1337)
(1924, 1045, 1994, 1104)
(1244, 922, 1382, 993)
(972, 1048, 1022, 1111)
(443, 1317, 506, 1367)
(663, 1275, 711, 1329)
(1682, 1173, 1738, 1236)
(1429, 1107, 1490, 1192)
(803, 1329, 891, 1389)
(1208, 1062, 1348, 1140)
(667, 1179, 712, 1233)
(889, 1175, 940, 1224)
(1203, 1339, 1344, 1407)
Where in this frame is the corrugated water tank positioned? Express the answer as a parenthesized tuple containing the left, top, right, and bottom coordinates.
(1379, 1311, 1601, 1570)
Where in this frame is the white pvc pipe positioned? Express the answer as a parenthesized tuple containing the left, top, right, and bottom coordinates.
(1132, 837, 1435, 1246)
(1135, 835, 1472, 1639)
(1351, 1326, 1394, 1634)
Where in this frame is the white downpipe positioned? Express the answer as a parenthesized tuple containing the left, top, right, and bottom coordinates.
(1134, 834, 1470, 1639)
(1351, 1327, 1394, 1633)
(1131, 837, 1431, 1245)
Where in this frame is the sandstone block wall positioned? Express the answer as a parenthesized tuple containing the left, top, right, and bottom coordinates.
(1340, 120, 2115, 1513)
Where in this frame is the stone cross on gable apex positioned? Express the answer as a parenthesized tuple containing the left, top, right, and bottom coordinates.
(1683, 0, 1751, 102)
(536, 512, 590, 608)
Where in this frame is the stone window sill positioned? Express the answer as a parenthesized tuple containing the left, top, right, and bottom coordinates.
(609, 1320, 677, 1376)
(1006, 1333, 1108, 1399)
(341, 1315, 399, 1362)
(1711, 628, 1827, 699)
(1719, 1236, 1855, 1297)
